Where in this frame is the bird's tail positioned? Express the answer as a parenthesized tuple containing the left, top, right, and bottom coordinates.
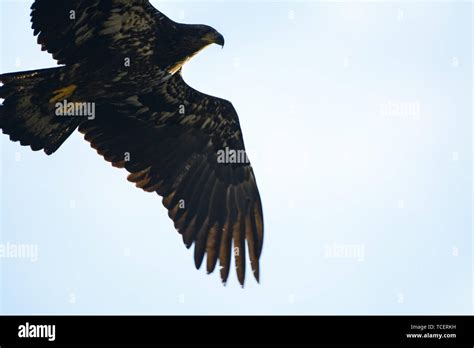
(0, 67, 84, 155)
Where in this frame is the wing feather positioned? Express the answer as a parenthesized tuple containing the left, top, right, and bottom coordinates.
(78, 73, 264, 286)
(30, 0, 174, 65)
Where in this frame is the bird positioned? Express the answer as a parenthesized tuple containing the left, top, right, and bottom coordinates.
(0, 0, 264, 286)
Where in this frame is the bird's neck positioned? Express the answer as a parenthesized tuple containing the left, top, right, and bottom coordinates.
(165, 44, 212, 75)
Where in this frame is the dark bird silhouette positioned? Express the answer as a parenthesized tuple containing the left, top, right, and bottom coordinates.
(0, 0, 263, 286)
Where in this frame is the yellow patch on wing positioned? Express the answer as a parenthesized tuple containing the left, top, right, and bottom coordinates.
(49, 84, 77, 104)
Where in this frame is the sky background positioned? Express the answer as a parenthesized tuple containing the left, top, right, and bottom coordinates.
(0, 0, 472, 314)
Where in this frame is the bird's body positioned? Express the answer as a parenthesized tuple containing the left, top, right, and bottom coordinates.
(30, 0, 225, 100)
(0, 0, 263, 286)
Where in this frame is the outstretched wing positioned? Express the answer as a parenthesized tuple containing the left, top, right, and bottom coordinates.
(31, 0, 175, 65)
(79, 73, 264, 286)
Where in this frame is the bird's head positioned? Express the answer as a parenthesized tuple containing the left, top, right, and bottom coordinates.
(188, 24, 225, 50)
(196, 25, 225, 48)
(177, 24, 225, 53)
(163, 23, 225, 74)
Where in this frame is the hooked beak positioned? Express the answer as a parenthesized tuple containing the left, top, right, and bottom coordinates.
(215, 33, 225, 48)
(203, 31, 225, 48)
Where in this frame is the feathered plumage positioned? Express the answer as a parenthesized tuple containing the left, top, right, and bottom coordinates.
(0, 0, 263, 286)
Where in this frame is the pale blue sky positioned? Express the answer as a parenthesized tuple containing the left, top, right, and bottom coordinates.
(0, 0, 472, 314)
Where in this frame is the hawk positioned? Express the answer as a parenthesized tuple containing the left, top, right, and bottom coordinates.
(0, 0, 264, 286)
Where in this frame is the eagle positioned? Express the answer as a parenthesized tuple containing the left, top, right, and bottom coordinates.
(0, 0, 264, 286)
